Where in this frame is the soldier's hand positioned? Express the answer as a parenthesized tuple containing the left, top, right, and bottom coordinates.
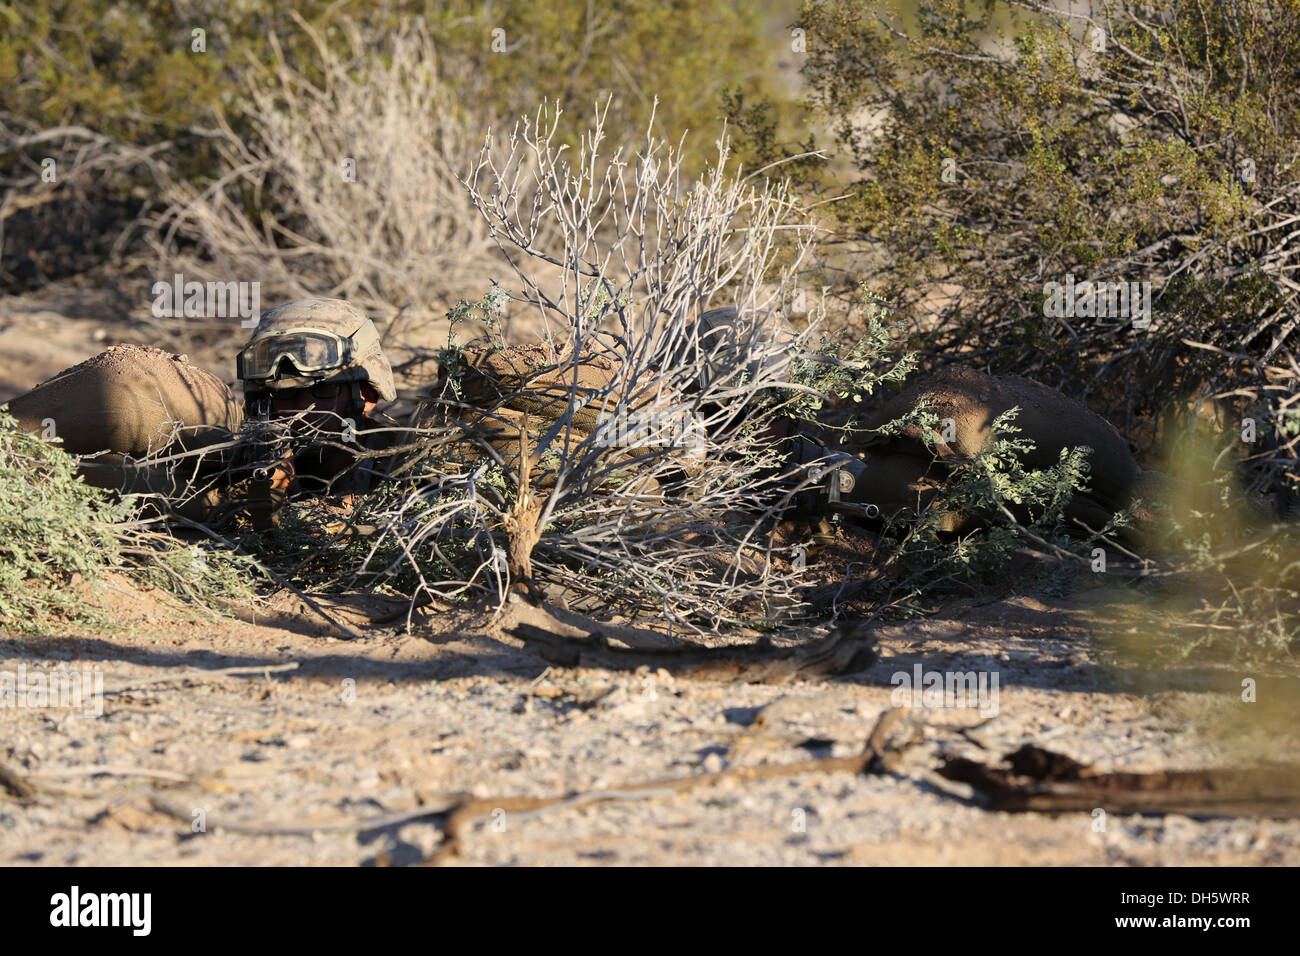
(269, 457, 295, 493)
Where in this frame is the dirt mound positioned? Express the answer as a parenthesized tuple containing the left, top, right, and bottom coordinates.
(4, 345, 241, 457)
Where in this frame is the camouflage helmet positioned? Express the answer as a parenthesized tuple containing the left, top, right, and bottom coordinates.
(690, 305, 795, 392)
(238, 298, 396, 402)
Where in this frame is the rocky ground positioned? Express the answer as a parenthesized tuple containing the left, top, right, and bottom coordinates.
(2, 573, 1297, 866)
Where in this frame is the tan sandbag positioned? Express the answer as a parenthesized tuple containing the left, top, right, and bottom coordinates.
(862, 367, 1139, 511)
(6, 345, 242, 457)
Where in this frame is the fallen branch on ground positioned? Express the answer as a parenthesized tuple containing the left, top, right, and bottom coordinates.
(102, 662, 301, 695)
(424, 706, 908, 865)
(940, 745, 1300, 818)
(507, 619, 879, 682)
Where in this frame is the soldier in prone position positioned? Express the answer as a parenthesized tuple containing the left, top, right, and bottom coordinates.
(687, 306, 1143, 537)
(3, 297, 1142, 538)
(4, 298, 398, 526)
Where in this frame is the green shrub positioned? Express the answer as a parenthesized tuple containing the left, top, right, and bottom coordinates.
(785, 0, 1298, 490)
(1, 0, 793, 194)
(0, 410, 256, 633)
(867, 407, 1114, 607)
(0, 410, 134, 630)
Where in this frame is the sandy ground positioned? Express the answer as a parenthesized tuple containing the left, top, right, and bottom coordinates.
(2, 575, 1298, 866)
(3, 277, 1299, 866)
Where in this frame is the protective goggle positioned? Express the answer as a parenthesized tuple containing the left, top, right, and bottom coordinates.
(237, 328, 360, 382)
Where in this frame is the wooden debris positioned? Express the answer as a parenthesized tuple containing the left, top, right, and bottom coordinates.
(507, 620, 878, 684)
(146, 793, 461, 836)
(0, 763, 36, 800)
(424, 707, 909, 865)
(939, 744, 1300, 818)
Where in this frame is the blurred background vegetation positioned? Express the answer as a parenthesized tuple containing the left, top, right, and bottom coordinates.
(2, 0, 798, 158)
(0, 0, 803, 289)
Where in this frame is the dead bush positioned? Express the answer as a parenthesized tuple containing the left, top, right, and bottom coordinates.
(151, 14, 511, 361)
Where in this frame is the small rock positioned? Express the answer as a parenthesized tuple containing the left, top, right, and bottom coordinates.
(356, 768, 380, 789)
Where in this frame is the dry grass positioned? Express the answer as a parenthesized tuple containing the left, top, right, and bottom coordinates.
(150, 15, 509, 340)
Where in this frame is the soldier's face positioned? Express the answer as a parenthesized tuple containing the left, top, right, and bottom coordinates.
(270, 384, 352, 433)
(267, 382, 378, 433)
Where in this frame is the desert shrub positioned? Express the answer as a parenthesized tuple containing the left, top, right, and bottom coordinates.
(202, 107, 917, 633)
(151, 16, 503, 337)
(444, 103, 842, 629)
(2, 1, 794, 291)
(0, 123, 168, 289)
(418, 0, 790, 167)
(787, 0, 1298, 497)
(0, 0, 282, 288)
(0, 410, 134, 629)
(1119, 425, 1300, 658)
(0, 410, 257, 633)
